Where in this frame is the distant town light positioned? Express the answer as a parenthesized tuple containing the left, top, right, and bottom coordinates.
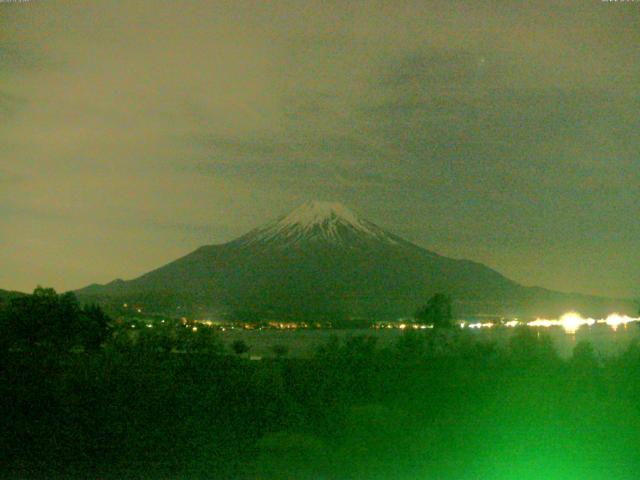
(527, 319, 556, 328)
(468, 322, 494, 329)
(525, 312, 638, 333)
(605, 313, 639, 331)
(557, 312, 594, 334)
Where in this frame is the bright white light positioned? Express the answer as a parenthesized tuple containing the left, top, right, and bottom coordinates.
(559, 312, 594, 334)
(527, 312, 594, 333)
(526, 311, 637, 333)
(504, 320, 520, 328)
(605, 313, 640, 331)
(527, 319, 557, 328)
(606, 313, 624, 330)
(468, 322, 494, 329)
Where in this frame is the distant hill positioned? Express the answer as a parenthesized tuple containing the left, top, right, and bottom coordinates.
(77, 201, 634, 320)
(0, 289, 26, 306)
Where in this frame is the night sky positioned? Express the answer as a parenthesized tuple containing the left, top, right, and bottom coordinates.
(1, 1, 639, 298)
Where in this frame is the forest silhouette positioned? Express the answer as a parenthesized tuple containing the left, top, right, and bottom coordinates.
(2, 289, 640, 479)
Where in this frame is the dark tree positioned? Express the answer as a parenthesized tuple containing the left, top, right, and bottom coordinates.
(173, 325, 222, 354)
(78, 304, 112, 351)
(231, 339, 250, 356)
(395, 329, 425, 359)
(271, 344, 289, 359)
(189, 327, 224, 354)
(1, 287, 112, 352)
(3, 286, 75, 350)
(571, 340, 599, 371)
(415, 293, 453, 328)
(508, 326, 558, 365)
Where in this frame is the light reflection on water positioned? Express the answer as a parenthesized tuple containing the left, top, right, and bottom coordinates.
(219, 319, 640, 359)
(469, 322, 640, 358)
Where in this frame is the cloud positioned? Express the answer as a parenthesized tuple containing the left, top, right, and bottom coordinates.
(0, 0, 638, 297)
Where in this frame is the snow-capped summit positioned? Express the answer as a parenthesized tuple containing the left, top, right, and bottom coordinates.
(278, 201, 360, 229)
(237, 200, 398, 247)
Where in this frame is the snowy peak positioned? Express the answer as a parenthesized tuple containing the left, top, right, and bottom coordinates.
(278, 201, 365, 232)
(280, 200, 355, 225)
(237, 200, 399, 247)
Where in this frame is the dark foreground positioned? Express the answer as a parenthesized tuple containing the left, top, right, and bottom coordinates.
(3, 330, 640, 480)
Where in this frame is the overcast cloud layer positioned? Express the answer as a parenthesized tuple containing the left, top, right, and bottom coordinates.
(1, 0, 639, 298)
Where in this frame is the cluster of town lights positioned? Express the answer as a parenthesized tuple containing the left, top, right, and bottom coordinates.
(462, 312, 640, 334)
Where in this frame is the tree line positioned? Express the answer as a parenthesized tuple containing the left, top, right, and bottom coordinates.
(0, 286, 110, 352)
(0, 287, 455, 356)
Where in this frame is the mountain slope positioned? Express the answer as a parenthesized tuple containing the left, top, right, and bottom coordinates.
(77, 201, 633, 319)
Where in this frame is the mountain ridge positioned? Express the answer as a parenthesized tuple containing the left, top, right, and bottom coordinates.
(76, 201, 635, 319)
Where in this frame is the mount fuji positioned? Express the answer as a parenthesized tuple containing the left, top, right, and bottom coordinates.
(77, 201, 631, 320)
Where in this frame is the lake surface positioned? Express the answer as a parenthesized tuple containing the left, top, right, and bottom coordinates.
(219, 324, 640, 359)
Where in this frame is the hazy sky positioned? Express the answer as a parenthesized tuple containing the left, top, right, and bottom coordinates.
(1, 0, 639, 298)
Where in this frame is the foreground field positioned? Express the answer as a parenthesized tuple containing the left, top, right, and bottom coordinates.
(3, 329, 640, 479)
